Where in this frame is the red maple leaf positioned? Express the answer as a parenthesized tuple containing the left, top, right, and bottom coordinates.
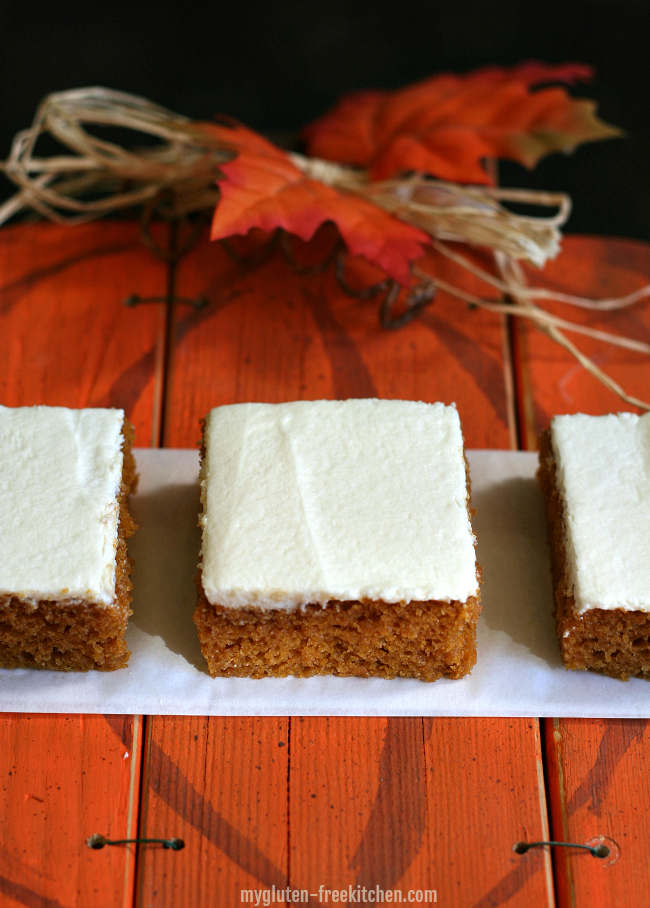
(302, 62, 621, 184)
(202, 120, 429, 285)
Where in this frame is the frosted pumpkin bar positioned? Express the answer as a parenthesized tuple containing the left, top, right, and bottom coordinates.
(194, 399, 481, 681)
(538, 412, 650, 680)
(0, 406, 136, 671)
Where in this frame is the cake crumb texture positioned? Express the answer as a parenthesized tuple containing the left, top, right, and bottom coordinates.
(0, 416, 137, 672)
(539, 427, 650, 681)
(194, 583, 481, 681)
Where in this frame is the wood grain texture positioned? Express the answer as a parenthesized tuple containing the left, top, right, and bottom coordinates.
(512, 235, 650, 449)
(0, 715, 142, 908)
(0, 222, 167, 908)
(137, 717, 290, 908)
(513, 235, 650, 908)
(288, 718, 430, 900)
(424, 718, 553, 908)
(166, 227, 512, 449)
(0, 220, 167, 447)
(289, 718, 553, 908)
(545, 719, 650, 908)
(135, 227, 554, 907)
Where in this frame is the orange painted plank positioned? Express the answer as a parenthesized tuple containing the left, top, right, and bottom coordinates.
(0, 221, 167, 908)
(0, 715, 142, 908)
(544, 718, 650, 908)
(135, 228, 553, 907)
(137, 717, 290, 908)
(0, 220, 167, 446)
(166, 228, 513, 449)
(290, 718, 552, 908)
(423, 718, 553, 907)
(513, 236, 650, 908)
(512, 235, 650, 449)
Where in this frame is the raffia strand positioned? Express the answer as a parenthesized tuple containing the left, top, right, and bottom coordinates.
(1, 86, 649, 411)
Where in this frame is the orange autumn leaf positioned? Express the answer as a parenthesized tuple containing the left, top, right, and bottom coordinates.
(302, 62, 622, 184)
(203, 120, 429, 285)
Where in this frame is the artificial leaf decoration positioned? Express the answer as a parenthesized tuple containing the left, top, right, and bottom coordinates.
(302, 62, 622, 184)
(205, 120, 429, 284)
(1, 86, 647, 410)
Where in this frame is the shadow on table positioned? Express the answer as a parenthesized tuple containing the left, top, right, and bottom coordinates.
(472, 475, 563, 668)
(129, 482, 209, 674)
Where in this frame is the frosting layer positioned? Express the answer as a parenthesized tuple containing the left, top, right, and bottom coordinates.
(0, 406, 125, 605)
(551, 412, 650, 614)
(200, 399, 478, 609)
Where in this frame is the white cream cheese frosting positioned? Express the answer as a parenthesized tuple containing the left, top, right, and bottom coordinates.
(200, 399, 478, 610)
(0, 406, 125, 606)
(551, 412, 650, 614)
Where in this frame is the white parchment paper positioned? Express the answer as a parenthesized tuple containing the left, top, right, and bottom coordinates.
(1, 449, 648, 717)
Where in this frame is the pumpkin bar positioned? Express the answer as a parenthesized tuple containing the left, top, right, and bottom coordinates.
(538, 412, 650, 680)
(194, 399, 481, 681)
(0, 406, 137, 671)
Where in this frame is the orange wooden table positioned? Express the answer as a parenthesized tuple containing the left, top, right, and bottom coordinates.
(1, 221, 649, 908)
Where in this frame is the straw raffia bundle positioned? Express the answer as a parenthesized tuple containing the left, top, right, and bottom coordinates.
(1, 87, 649, 409)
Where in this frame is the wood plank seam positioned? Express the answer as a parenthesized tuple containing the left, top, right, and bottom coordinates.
(506, 285, 559, 905)
(416, 716, 434, 898)
(500, 312, 520, 451)
(505, 269, 566, 906)
(159, 222, 180, 449)
(508, 305, 538, 453)
(124, 716, 143, 908)
(134, 715, 154, 907)
(286, 718, 293, 894)
(131, 227, 176, 905)
(129, 226, 173, 907)
(535, 720, 557, 908)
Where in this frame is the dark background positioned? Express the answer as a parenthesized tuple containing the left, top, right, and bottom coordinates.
(1, 0, 648, 241)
